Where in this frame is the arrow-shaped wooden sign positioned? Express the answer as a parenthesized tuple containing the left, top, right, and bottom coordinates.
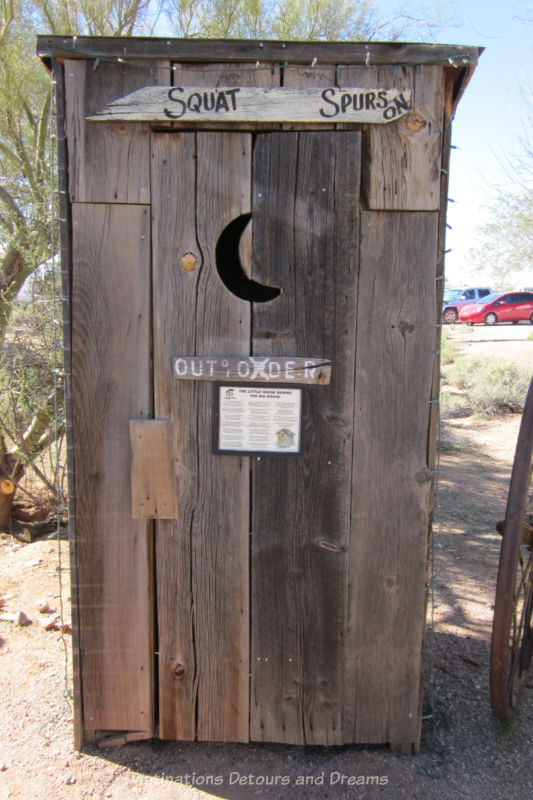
(88, 85, 412, 124)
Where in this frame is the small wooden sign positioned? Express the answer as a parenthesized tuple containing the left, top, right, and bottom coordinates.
(172, 356, 331, 384)
(89, 86, 411, 124)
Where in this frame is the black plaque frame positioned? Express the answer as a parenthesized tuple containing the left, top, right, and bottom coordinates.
(213, 382, 305, 456)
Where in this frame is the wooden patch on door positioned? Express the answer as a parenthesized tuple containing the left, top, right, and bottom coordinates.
(130, 420, 178, 519)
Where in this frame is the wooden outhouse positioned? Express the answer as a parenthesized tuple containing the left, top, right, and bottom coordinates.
(38, 37, 480, 751)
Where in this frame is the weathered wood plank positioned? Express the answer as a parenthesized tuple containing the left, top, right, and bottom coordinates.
(37, 36, 482, 70)
(168, 59, 279, 196)
(429, 71, 456, 521)
(171, 61, 280, 91)
(172, 355, 331, 384)
(52, 59, 85, 749)
(130, 420, 179, 519)
(64, 59, 168, 202)
(151, 132, 197, 741)
(171, 60, 278, 278)
(349, 210, 438, 746)
(341, 65, 444, 210)
(281, 63, 336, 130)
(250, 130, 361, 745)
(283, 66, 336, 87)
(152, 131, 252, 742)
(71, 203, 153, 734)
(89, 85, 411, 124)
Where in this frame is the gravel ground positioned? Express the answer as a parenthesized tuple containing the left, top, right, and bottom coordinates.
(2, 372, 533, 799)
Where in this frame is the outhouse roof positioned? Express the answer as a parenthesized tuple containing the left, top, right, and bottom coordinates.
(37, 37, 482, 112)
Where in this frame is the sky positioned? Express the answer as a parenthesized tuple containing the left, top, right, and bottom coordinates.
(424, 0, 532, 287)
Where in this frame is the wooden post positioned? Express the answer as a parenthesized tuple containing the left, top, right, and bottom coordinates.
(0, 478, 15, 529)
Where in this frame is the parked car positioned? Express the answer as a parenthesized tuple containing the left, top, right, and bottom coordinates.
(442, 287, 493, 324)
(458, 291, 533, 325)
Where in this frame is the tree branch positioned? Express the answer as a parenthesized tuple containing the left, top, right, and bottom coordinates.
(0, 0, 15, 45)
(0, 184, 24, 227)
(6, 385, 64, 466)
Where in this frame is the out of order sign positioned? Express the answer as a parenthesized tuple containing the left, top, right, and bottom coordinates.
(172, 356, 331, 385)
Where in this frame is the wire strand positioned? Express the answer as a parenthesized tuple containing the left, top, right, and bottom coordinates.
(49, 57, 73, 708)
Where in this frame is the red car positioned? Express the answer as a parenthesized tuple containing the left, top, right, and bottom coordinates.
(458, 291, 533, 325)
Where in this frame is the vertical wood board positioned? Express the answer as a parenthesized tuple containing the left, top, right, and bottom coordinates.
(250, 130, 361, 745)
(349, 210, 438, 745)
(152, 131, 252, 742)
(341, 65, 444, 210)
(171, 61, 279, 87)
(53, 60, 85, 748)
(169, 61, 280, 277)
(65, 59, 169, 203)
(281, 65, 336, 131)
(429, 72, 456, 514)
(151, 132, 197, 741)
(71, 203, 153, 733)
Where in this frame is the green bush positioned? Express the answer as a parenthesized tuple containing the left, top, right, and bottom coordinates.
(0, 269, 64, 496)
(1, 299, 58, 436)
(440, 329, 459, 365)
(444, 357, 530, 415)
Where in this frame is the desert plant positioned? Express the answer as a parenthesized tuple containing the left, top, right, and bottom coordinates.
(0, 268, 64, 494)
(444, 356, 530, 416)
(440, 328, 460, 366)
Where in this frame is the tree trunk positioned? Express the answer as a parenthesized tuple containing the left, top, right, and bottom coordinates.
(0, 477, 15, 529)
(0, 435, 24, 482)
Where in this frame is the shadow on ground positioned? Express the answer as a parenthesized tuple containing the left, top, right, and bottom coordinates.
(75, 417, 533, 800)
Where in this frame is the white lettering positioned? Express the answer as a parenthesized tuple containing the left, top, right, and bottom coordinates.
(190, 359, 203, 377)
(249, 357, 270, 380)
(284, 360, 296, 380)
(205, 359, 217, 376)
(174, 358, 188, 376)
(237, 360, 250, 378)
(268, 361, 281, 378)
(304, 360, 316, 379)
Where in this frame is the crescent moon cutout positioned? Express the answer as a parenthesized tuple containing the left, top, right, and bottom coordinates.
(215, 213, 282, 303)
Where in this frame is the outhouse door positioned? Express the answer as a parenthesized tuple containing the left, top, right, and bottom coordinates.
(151, 129, 361, 745)
(72, 125, 434, 748)
(146, 128, 430, 746)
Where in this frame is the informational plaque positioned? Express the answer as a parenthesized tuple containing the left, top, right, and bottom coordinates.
(215, 385, 303, 456)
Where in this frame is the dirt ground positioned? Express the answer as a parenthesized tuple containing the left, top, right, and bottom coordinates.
(1, 325, 533, 800)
